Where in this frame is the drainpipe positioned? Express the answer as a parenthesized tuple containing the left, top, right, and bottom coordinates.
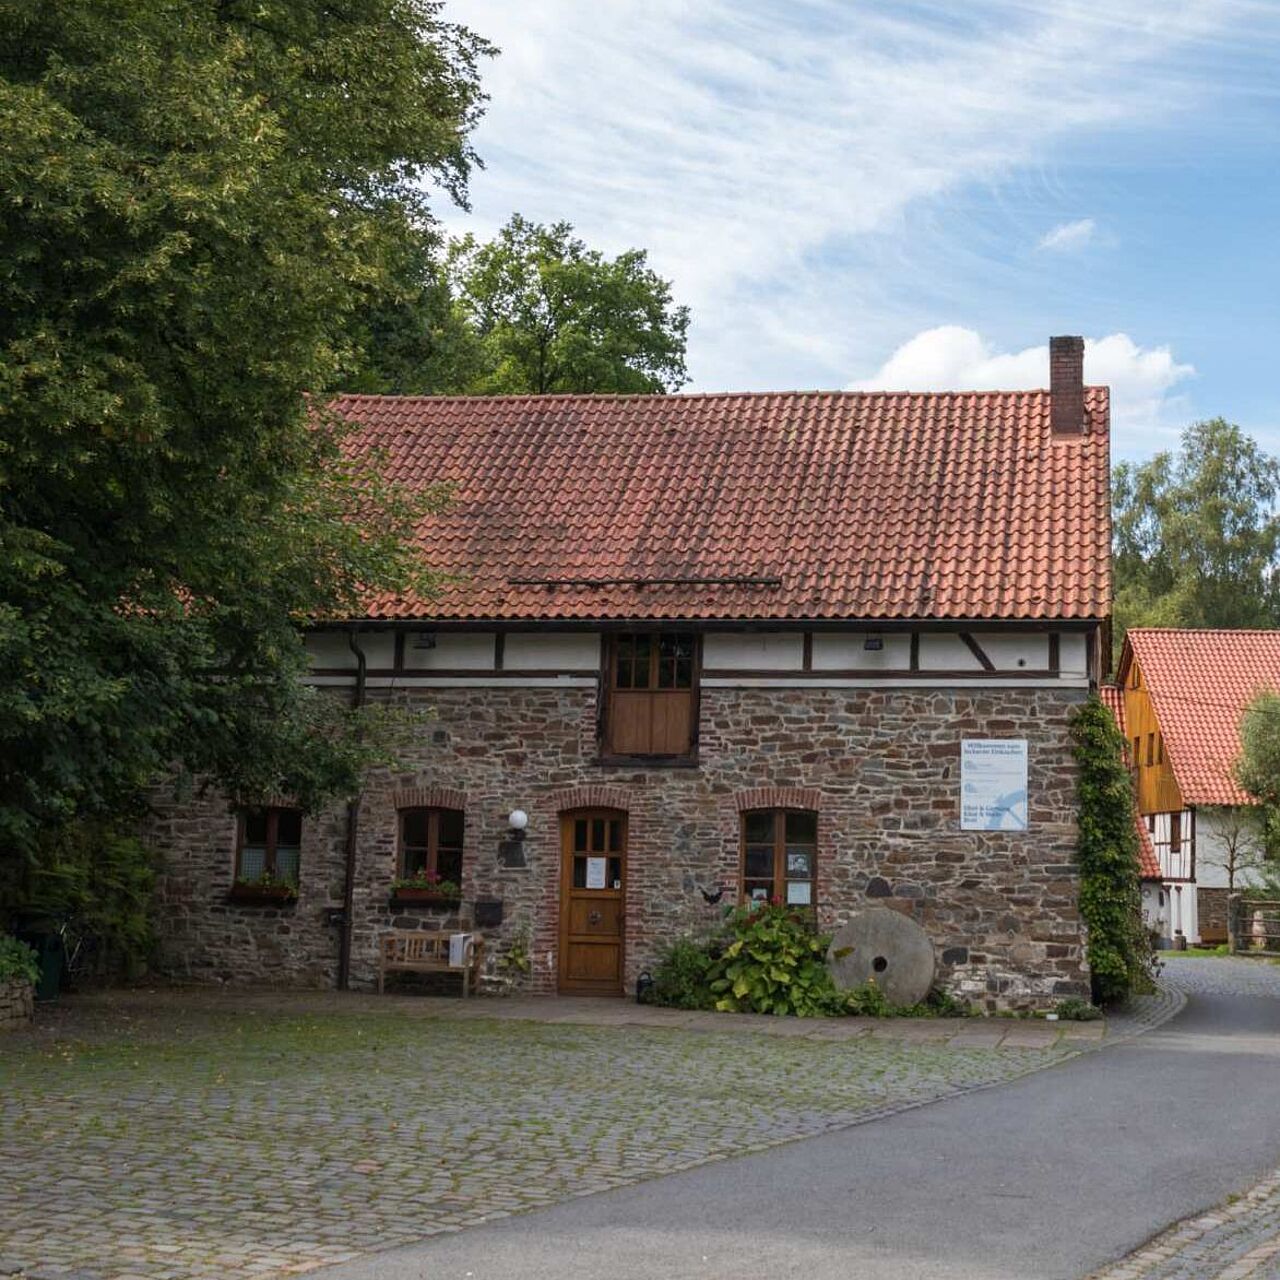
(338, 628, 367, 991)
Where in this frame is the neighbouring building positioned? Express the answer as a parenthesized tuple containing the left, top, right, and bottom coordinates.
(148, 336, 1112, 1010)
(1108, 628, 1280, 945)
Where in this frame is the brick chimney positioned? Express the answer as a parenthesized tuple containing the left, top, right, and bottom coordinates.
(1050, 335, 1086, 435)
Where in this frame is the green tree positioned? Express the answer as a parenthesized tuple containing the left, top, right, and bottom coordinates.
(1113, 419, 1280, 652)
(1233, 691, 1280, 877)
(1071, 697, 1153, 1004)
(0, 0, 492, 853)
(353, 214, 690, 394)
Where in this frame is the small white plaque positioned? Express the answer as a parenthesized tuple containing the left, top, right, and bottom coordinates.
(961, 739, 1029, 831)
(786, 881, 812, 906)
(585, 856, 607, 889)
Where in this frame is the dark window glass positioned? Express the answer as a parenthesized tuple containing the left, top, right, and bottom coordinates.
(744, 811, 774, 843)
(244, 809, 269, 845)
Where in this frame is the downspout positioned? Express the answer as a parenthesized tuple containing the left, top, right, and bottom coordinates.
(338, 628, 367, 991)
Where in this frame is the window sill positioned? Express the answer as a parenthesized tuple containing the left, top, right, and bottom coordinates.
(594, 754, 700, 770)
(389, 890, 462, 910)
(227, 886, 298, 907)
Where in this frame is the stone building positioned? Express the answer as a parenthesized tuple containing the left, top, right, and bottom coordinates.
(148, 336, 1112, 1009)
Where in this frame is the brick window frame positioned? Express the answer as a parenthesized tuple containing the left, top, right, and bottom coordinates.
(739, 808, 818, 910)
(398, 807, 464, 885)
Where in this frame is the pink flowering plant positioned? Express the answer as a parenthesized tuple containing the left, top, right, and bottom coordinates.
(390, 869, 461, 897)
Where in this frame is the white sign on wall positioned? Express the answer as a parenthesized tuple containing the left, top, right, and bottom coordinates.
(960, 739, 1029, 831)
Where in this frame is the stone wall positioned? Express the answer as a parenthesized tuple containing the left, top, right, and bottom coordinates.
(0, 978, 34, 1031)
(148, 684, 1091, 1010)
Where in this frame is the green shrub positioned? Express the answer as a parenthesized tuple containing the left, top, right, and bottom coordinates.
(1054, 996, 1103, 1021)
(649, 939, 718, 1010)
(707, 905, 844, 1017)
(843, 978, 892, 1017)
(3, 821, 157, 981)
(0, 935, 39, 985)
(1072, 697, 1156, 1005)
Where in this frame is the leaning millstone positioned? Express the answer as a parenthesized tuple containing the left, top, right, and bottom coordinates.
(827, 909, 937, 1007)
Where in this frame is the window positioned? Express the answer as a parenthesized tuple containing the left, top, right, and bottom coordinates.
(741, 809, 816, 908)
(399, 807, 464, 885)
(1132, 666, 1141, 689)
(237, 807, 302, 884)
(1132, 736, 1141, 767)
(1170, 811, 1181, 856)
(1156, 734, 1164, 765)
(603, 632, 697, 757)
(1147, 733, 1155, 766)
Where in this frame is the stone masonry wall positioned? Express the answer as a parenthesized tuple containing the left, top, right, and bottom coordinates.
(0, 978, 34, 1031)
(148, 685, 1091, 1010)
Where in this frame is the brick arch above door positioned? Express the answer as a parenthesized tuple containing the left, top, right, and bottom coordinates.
(734, 785, 823, 813)
(551, 784, 631, 814)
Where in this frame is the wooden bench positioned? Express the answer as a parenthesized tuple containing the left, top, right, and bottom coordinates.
(378, 931, 485, 997)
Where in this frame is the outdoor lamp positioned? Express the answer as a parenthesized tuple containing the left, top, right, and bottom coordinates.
(507, 808, 529, 839)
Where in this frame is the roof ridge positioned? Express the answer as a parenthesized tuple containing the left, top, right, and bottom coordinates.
(328, 386, 1109, 405)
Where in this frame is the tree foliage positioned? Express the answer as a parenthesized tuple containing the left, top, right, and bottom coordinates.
(1071, 697, 1154, 1004)
(0, 0, 491, 852)
(1233, 691, 1280, 879)
(1113, 419, 1280, 651)
(349, 214, 690, 395)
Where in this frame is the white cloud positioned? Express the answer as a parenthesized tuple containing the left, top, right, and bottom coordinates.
(441, 0, 1274, 413)
(848, 327, 1195, 440)
(1037, 218, 1098, 251)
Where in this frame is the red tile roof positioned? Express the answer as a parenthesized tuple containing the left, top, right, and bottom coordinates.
(1122, 629, 1280, 806)
(329, 388, 1112, 622)
(1097, 684, 1161, 879)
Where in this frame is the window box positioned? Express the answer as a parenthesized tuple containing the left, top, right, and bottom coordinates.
(229, 880, 298, 905)
(389, 886, 462, 909)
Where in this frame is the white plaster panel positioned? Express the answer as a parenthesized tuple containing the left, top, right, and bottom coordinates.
(1058, 633, 1088, 676)
(918, 633, 984, 672)
(703, 632, 804, 671)
(305, 630, 393, 669)
(973, 633, 1050, 672)
(402, 632, 495, 671)
(810, 633, 911, 670)
(503, 632, 601, 671)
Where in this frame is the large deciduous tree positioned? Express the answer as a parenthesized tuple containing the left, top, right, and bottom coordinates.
(0, 0, 492, 854)
(349, 215, 691, 395)
(1113, 419, 1280, 650)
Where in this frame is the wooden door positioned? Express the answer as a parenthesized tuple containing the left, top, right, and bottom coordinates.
(559, 810, 627, 994)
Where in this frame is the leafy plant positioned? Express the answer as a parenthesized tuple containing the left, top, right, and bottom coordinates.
(390, 871, 460, 896)
(650, 939, 719, 1010)
(3, 821, 157, 980)
(497, 923, 533, 977)
(0, 935, 38, 986)
(232, 870, 299, 898)
(1071, 697, 1155, 1004)
(1054, 997, 1104, 1021)
(707, 906, 845, 1018)
(842, 978, 893, 1017)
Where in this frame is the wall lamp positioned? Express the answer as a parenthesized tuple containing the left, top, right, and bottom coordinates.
(507, 809, 529, 841)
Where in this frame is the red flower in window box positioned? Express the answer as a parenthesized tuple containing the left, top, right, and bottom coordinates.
(389, 871, 461, 908)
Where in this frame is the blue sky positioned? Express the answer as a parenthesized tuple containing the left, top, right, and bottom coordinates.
(445, 0, 1280, 462)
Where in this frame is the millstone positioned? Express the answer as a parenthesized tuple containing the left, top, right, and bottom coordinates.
(826, 909, 936, 1006)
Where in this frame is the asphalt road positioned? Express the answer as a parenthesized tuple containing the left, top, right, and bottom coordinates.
(318, 982, 1280, 1280)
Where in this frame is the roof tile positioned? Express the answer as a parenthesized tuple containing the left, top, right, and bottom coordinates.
(329, 388, 1112, 622)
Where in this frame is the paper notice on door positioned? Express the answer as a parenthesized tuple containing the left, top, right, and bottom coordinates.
(585, 856, 607, 889)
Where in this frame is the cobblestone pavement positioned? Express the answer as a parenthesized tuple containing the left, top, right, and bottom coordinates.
(1090, 955, 1280, 1280)
(0, 989, 1097, 1280)
(1158, 953, 1280, 998)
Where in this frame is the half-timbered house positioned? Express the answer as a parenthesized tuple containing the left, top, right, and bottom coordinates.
(148, 336, 1111, 1009)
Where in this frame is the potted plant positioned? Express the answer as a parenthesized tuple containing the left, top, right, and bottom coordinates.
(229, 871, 299, 905)
(390, 870, 461, 908)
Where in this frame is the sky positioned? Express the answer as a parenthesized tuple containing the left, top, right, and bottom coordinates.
(443, 0, 1280, 462)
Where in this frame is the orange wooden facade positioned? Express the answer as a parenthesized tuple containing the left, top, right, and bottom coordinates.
(1121, 656, 1183, 815)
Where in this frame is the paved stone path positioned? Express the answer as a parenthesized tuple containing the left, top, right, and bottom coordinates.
(1086, 956, 1280, 1280)
(0, 989, 1096, 1280)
